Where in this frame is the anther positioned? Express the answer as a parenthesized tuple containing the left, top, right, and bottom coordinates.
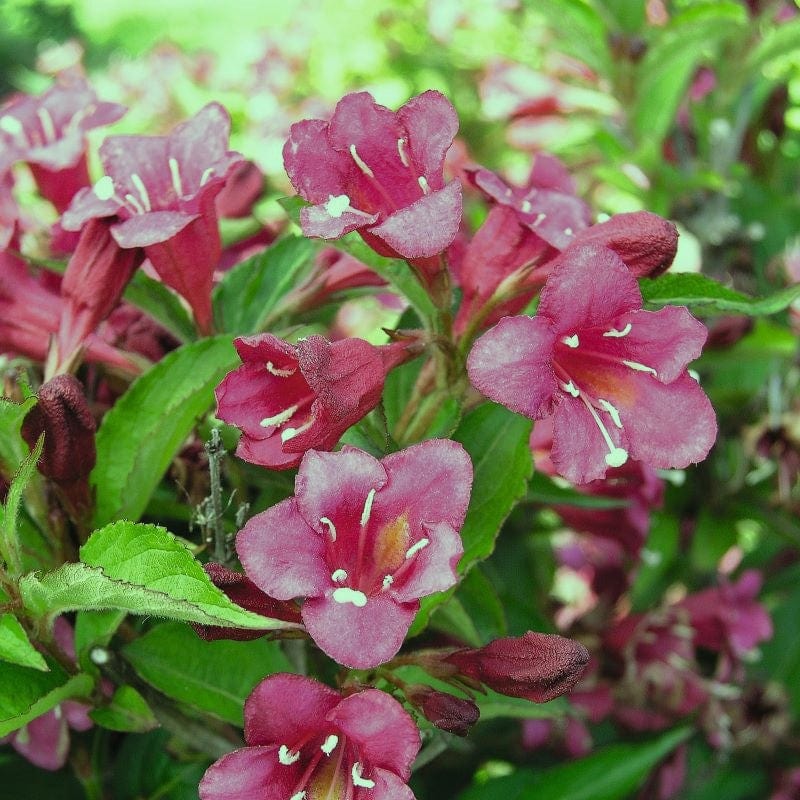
(360, 488, 376, 528)
(37, 108, 56, 143)
(130, 173, 152, 212)
(561, 380, 580, 398)
(562, 334, 579, 349)
(200, 167, 215, 185)
(598, 399, 623, 428)
(331, 569, 347, 583)
(266, 361, 297, 377)
(564, 227, 573, 236)
(260, 405, 298, 427)
(281, 417, 314, 443)
(352, 763, 376, 789)
(321, 734, 339, 756)
(332, 587, 368, 607)
(324, 194, 351, 218)
(417, 175, 431, 195)
(349, 144, 375, 178)
(0, 115, 24, 137)
(168, 157, 184, 196)
(622, 359, 657, 377)
(382, 574, 394, 590)
(603, 322, 632, 338)
(397, 137, 410, 167)
(279, 745, 300, 765)
(290, 792, 306, 800)
(521, 200, 532, 213)
(93, 175, 116, 201)
(321, 518, 338, 542)
(405, 538, 429, 559)
(124, 193, 146, 215)
(533, 212, 546, 226)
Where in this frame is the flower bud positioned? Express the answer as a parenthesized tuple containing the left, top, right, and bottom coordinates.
(406, 685, 480, 736)
(444, 631, 590, 703)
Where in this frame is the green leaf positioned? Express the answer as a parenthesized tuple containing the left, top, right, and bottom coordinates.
(1, 434, 43, 575)
(74, 609, 127, 674)
(123, 271, 197, 343)
(123, 621, 293, 725)
(212, 234, 318, 333)
(0, 661, 93, 736)
(92, 335, 239, 526)
(476, 688, 567, 723)
(0, 751, 84, 799)
(639, 272, 800, 316)
(0, 395, 36, 476)
(333, 233, 439, 328)
(533, 0, 611, 75)
(0, 614, 48, 671)
(745, 17, 800, 77)
(90, 685, 158, 732)
(528, 472, 628, 510)
(460, 726, 691, 800)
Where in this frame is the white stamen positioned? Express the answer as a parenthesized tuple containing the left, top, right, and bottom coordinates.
(521, 200, 532, 213)
(130, 173, 152, 211)
(124, 193, 146, 215)
(622, 359, 658, 377)
(598, 398, 623, 429)
(266, 361, 297, 377)
(0, 115, 24, 137)
(360, 488, 376, 528)
(331, 568, 347, 583)
(352, 763, 376, 789)
(688, 369, 700, 382)
(324, 193, 352, 218)
(533, 212, 546, 227)
(417, 175, 431, 195)
(90, 647, 110, 665)
(278, 745, 300, 765)
(93, 175, 116, 201)
(281, 417, 314, 443)
(321, 734, 339, 755)
(504, 188, 512, 197)
(321, 518, 338, 542)
(290, 792, 306, 800)
(564, 227, 573, 236)
(53, 705, 62, 720)
(37, 108, 57, 143)
(332, 587, 368, 607)
(200, 167, 215, 185)
(562, 334, 579, 349)
(382, 575, 394, 591)
(168, 157, 184, 196)
(603, 322, 632, 338)
(581, 395, 629, 469)
(397, 137, 410, 167)
(405, 538, 430, 559)
(349, 144, 374, 177)
(260, 405, 298, 428)
(561, 380, 580, 398)
(15, 727, 30, 745)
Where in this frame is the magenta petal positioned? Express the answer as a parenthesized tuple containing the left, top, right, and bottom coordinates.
(61, 186, 122, 230)
(538, 245, 641, 333)
(397, 89, 459, 186)
(328, 689, 421, 778)
(283, 118, 350, 202)
(551, 395, 626, 484)
(294, 448, 387, 535)
(12, 710, 70, 771)
(199, 746, 295, 800)
(519, 190, 590, 250)
(369, 180, 462, 259)
(374, 439, 472, 533)
(169, 103, 236, 190)
(300, 202, 376, 240)
(244, 674, 339, 746)
(235, 432, 303, 470)
(615, 306, 708, 383)
(237, 499, 329, 601)
(111, 211, 197, 248)
(467, 315, 558, 419)
(301, 592, 416, 668)
(390, 521, 462, 602)
(623, 373, 717, 469)
(370, 768, 417, 800)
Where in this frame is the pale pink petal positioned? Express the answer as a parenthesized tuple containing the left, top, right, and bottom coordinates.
(111, 211, 196, 248)
(300, 202, 377, 239)
(370, 768, 418, 800)
(199, 746, 297, 800)
(12, 711, 69, 771)
(283, 118, 350, 203)
(61, 185, 123, 230)
(100, 135, 171, 206)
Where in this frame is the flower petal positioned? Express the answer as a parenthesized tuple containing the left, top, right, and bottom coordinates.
(199, 746, 296, 800)
(301, 591, 416, 668)
(237, 498, 329, 601)
(11, 711, 70, 771)
(111, 211, 197, 248)
(244, 674, 340, 747)
(369, 180, 462, 259)
(61, 185, 122, 230)
(300, 202, 377, 239)
(327, 689, 421, 779)
(100, 134, 171, 207)
(370, 768, 417, 800)
(283, 118, 350, 203)
(467, 315, 558, 419)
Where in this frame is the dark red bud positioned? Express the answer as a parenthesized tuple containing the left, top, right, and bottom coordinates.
(192, 562, 302, 641)
(406, 685, 480, 736)
(445, 631, 590, 704)
(21, 375, 96, 486)
(571, 211, 678, 277)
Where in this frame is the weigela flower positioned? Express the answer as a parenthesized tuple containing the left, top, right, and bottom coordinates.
(199, 673, 421, 800)
(404, 685, 480, 737)
(443, 631, 590, 703)
(237, 441, 472, 668)
(62, 103, 244, 334)
(467, 244, 717, 483)
(0, 172, 18, 249)
(283, 90, 463, 260)
(215, 333, 416, 470)
(0, 74, 126, 211)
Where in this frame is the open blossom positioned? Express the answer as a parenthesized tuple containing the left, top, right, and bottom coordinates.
(62, 103, 244, 333)
(215, 333, 416, 470)
(0, 74, 126, 211)
(467, 244, 717, 483)
(237, 441, 472, 668)
(200, 674, 420, 800)
(283, 90, 462, 261)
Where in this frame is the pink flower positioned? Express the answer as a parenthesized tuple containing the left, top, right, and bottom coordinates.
(215, 333, 416, 470)
(283, 90, 463, 261)
(62, 103, 244, 334)
(467, 244, 717, 483)
(237, 441, 472, 668)
(199, 673, 420, 800)
(0, 74, 126, 211)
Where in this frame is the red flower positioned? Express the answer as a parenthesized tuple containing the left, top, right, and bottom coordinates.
(0, 74, 126, 211)
(62, 103, 243, 334)
(215, 333, 415, 470)
(467, 245, 717, 483)
(236, 441, 472, 668)
(199, 674, 420, 800)
(283, 90, 462, 261)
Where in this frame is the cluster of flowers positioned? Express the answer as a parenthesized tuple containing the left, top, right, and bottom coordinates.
(0, 65, 736, 798)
